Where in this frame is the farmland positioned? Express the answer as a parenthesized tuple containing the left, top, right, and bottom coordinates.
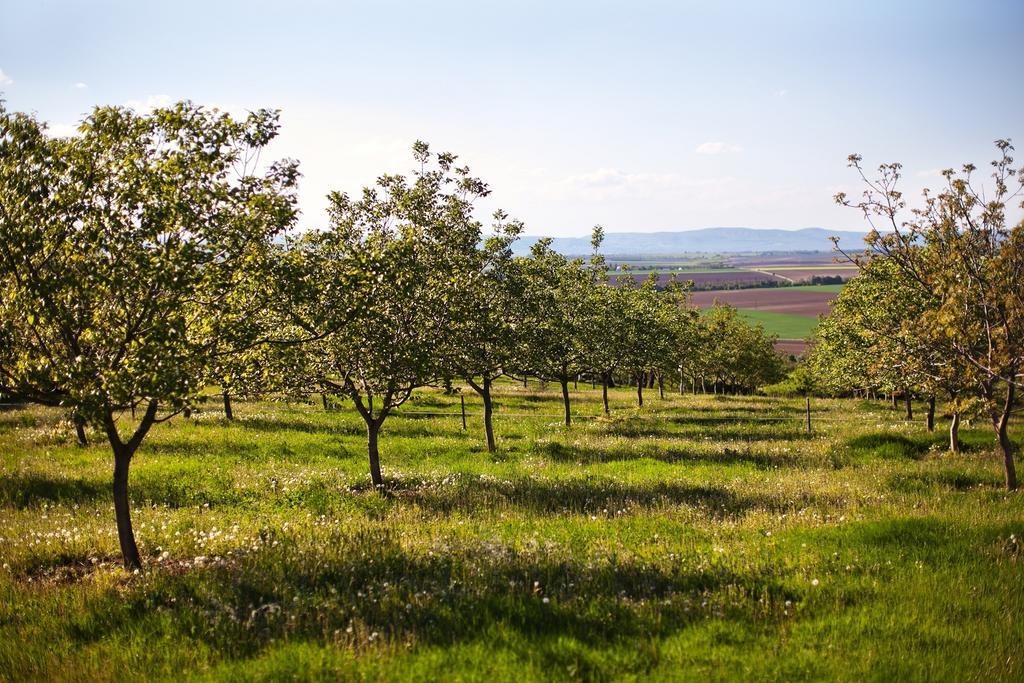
(688, 286, 837, 318)
(1, 385, 1022, 680)
(687, 285, 843, 349)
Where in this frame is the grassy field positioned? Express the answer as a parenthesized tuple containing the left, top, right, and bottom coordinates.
(1, 384, 1022, 681)
(737, 309, 820, 339)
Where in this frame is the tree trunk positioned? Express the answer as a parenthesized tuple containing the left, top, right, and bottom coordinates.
(993, 384, 1017, 491)
(648, 370, 656, 389)
(949, 412, 961, 454)
(636, 373, 644, 407)
(890, 393, 897, 409)
(74, 413, 88, 446)
(223, 391, 234, 421)
(102, 400, 157, 571)
(560, 378, 571, 427)
(904, 391, 913, 420)
(367, 419, 384, 491)
(602, 373, 610, 415)
(658, 374, 665, 400)
(678, 369, 684, 395)
(482, 377, 496, 453)
(926, 396, 935, 432)
(112, 449, 141, 570)
(322, 393, 329, 411)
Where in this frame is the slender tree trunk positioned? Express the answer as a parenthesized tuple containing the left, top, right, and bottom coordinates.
(112, 449, 141, 570)
(949, 412, 961, 454)
(890, 393, 897, 409)
(904, 391, 913, 420)
(636, 373, 644, 407)
(560, 378, 571, 427)
(648, 370, 656, 389)
(322, 393, 329, 411)
(74, 413, 88, 446)
(367, 418, 384, 491)
(678, 368, 684, 395)
(223, 391, 233, 421)
(602, 372, 610, 415)
(102, 400, 157, 571)
(993, 384, 1017, 491)
(523, 375, 528, 388)
(926, 396, 935, 432)
(482, 377, 496, 453)
(658, 374, 665, 400)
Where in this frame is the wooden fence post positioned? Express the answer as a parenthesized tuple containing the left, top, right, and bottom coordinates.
(460, 394, 467, 430)
(806, 396, 812, 434)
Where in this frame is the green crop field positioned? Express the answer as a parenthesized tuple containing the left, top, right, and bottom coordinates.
(1, 386, 1022, 681)
(737, 309, 820, 339)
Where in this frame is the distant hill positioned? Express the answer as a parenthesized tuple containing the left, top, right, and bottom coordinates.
(511, 227, 869, 256)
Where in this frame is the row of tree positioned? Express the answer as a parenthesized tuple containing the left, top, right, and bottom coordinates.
(806, 142, 1023, 490)
(0, 101, 782, 569)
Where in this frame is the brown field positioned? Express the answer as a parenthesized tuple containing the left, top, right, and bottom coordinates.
(774, 339, 810, 356)
(750, 266, 858, 282)
(613, 270, 784, 288)
(688, 287, 837, 316)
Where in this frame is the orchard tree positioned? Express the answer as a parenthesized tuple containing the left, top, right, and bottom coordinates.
(445, 211, 525, 452)
(0, 102, 298, 568)
(513, 238, 593, 427)
(618, 279, 673, 407)
(837, 140, 1024, 489)
(282, 142, 487, 489)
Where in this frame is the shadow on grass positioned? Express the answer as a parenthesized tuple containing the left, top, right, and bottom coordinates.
(366, 474, 842, 519)
(600, 418, 811, 443)
(844, 432, 937, 460)
(538, 441, 798, 469)
(56, 527, 798, 668)
(887, 469, 1003, 493)
(0, 474, 109, 508)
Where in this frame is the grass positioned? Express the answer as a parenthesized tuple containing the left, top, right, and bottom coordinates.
(1, 383, 1022, 681)
(736, 309, 820, 339)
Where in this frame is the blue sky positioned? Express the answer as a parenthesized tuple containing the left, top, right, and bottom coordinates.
(2, 0, 1021, 236)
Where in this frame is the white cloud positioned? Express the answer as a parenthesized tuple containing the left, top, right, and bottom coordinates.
(696, 141, 743, 155)
(0, 68, 12, 86)
(915, 168, 946, 178)
(775, 89, 788, 97)
(124, 94, 172, 111)
(74, 82, 88, 89)
(45, 123, 82, 138)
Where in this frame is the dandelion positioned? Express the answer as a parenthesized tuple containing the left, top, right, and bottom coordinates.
(811, 578, 819, 586)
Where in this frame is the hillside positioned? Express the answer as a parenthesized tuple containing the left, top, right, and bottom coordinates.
(512, 227, 869, 256)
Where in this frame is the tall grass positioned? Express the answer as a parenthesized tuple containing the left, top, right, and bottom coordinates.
(0, 385, 1021, 681)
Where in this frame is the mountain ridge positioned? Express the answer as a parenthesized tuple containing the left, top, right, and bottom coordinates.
(511, 227, 870, 255)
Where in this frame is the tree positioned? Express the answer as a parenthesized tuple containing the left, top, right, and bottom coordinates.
(617, 277, 674, 407)
(513, 238, 593, 427)
(0, 102, 298, 568)
(446, 211, 525, 452)
(282, 142, 488, 489)
(836, 141, 1024, 489)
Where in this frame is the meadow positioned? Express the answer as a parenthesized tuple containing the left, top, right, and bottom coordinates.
(1, 382, 1021, 681)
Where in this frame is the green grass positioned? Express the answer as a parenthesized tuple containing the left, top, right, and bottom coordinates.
(736, 309, 820, 339)
(1, 385, 1022, 681)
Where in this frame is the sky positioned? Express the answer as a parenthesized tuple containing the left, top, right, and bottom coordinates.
(2, 0, 1022, 236)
